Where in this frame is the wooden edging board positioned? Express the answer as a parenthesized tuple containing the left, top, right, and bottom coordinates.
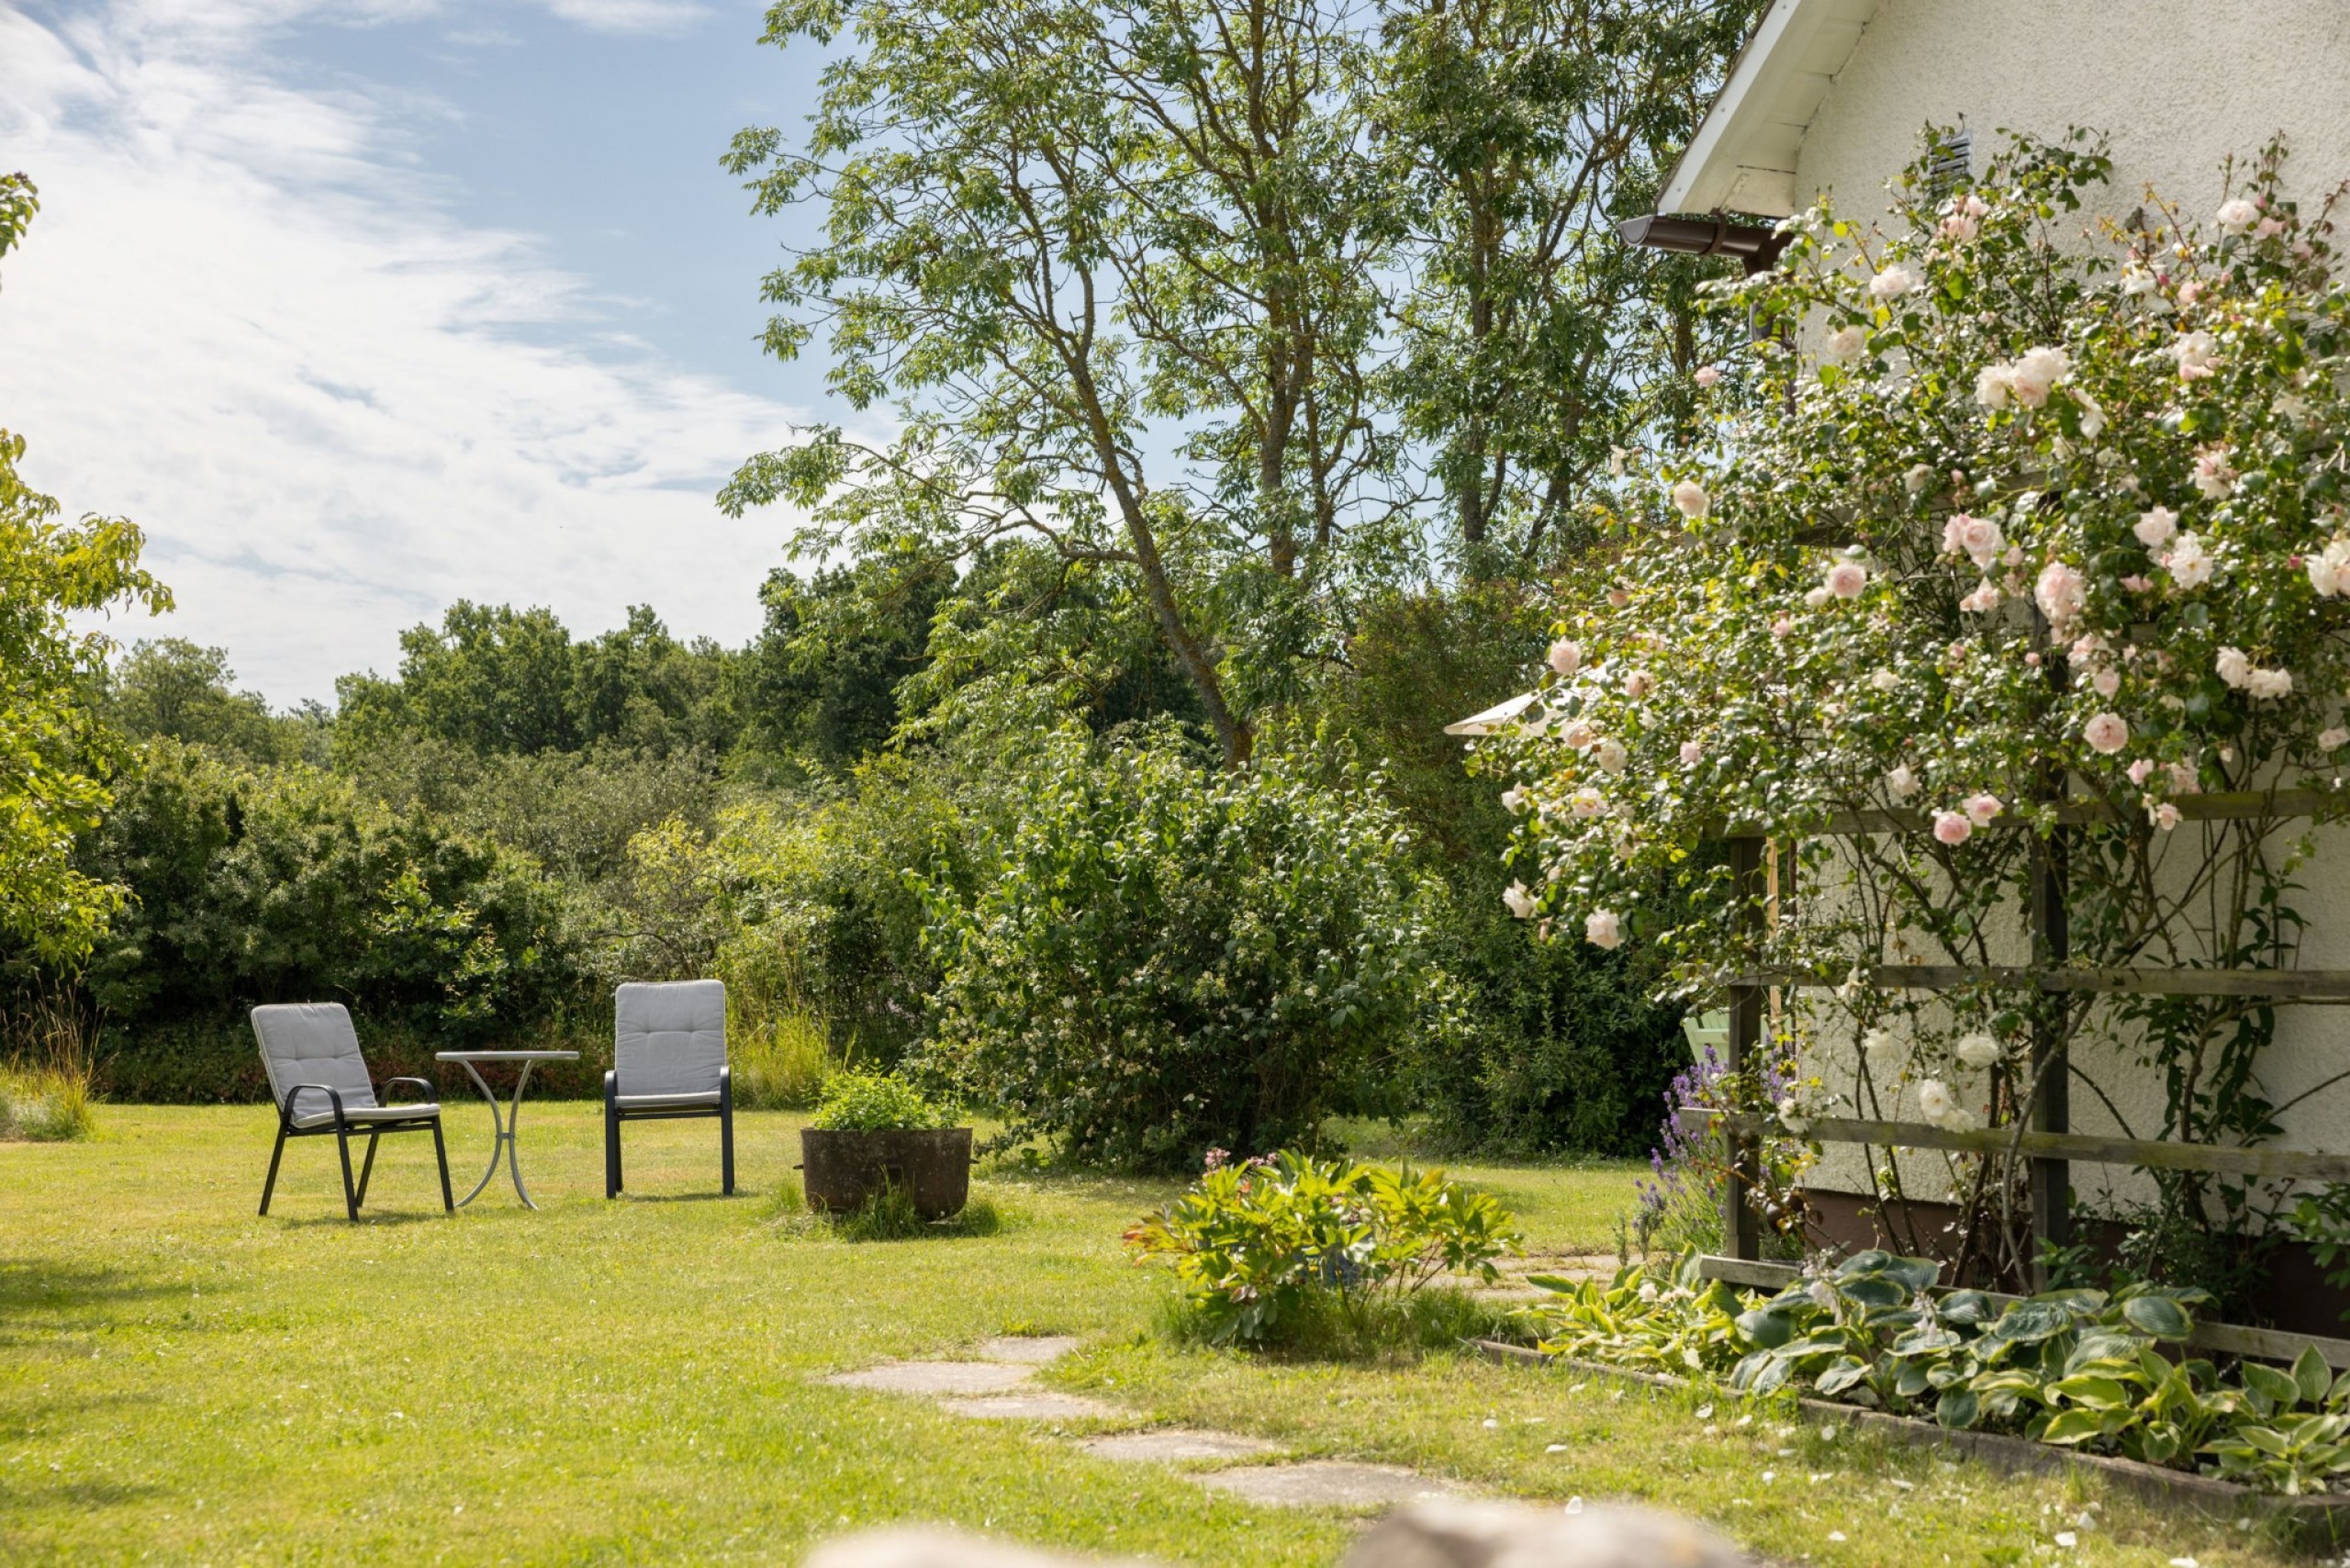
(1470, 1340, 2350, 1536)
(1689, 1254, 2350, 1371)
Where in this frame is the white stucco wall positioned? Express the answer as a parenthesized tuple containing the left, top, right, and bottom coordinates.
(1798, 0, 2350, 230)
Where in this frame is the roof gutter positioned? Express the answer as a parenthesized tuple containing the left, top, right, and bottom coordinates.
(1615, 212, 1789, 275)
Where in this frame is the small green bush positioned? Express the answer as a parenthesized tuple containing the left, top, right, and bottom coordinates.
(806, 1070, 957, 1131)
(733, 1008, 831, 1110)
(0, 1062, 97, 1141)
(1125, 1149, 1521, 1349)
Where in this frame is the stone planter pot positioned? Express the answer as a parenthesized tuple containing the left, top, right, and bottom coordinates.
(800, 1126, 972, 1218)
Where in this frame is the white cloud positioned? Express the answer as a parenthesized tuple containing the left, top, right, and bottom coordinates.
(536, 0, 711, 35)
(0, 0, 802, 705)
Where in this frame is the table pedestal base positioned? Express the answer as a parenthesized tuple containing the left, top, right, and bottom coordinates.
(457, 1058, 542, 1209)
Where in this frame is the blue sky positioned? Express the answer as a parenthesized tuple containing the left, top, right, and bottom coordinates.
(2, 0, 850, 703)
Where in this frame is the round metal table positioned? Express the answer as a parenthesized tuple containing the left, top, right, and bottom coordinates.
(435, 1050, 580, 1209)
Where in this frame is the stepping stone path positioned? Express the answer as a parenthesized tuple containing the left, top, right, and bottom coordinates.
(820, 1336, 1472, 1511)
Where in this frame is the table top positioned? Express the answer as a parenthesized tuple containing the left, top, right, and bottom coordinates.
(435, 1050, 582, 1062)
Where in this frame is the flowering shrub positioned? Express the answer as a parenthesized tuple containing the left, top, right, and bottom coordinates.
(1491, 129, 2350, 1282)
(1124, 1148, 1521, 1346)
(1528, 1251, 2350, 1494)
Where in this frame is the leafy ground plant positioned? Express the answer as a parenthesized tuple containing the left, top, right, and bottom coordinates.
(1528, 1249, 2350, 1494)
(1125, 1149, 1521, 1350)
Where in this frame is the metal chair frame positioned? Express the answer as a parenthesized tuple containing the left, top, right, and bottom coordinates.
(259, 1076, 453, 1222)
(603, 1067, 734, 1199)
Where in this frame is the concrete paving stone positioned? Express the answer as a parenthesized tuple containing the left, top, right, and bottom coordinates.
(825, 1361, 1038, 1395)
(1080, 1429, 1279, 1463)
(1193, 1461, 1472, 1510)
(975, 1335, 1083, 1364)
(941, 1393, 1123, 1421)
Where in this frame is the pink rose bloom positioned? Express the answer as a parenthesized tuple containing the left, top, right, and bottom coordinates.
(2322, 727, 2350, 752)
(2133, 507, 2177, 548)
(1679, 740, 1705, 767)
(2150, 801, 2183, 832)
(2171, 330, 2221, 381)
(1548, 637, 1582, 676)
(2255, 216, 2287, 241)
(2091, 666, 2121, 698)
(1943, 513, 2003, 569)
(1671, 480, 1709, 519)
(2121, 574, 2154, 593)
(2024, 652, 2042, 667)
(1959, 581, 2001, 613)
(1825, 560, 1869, 599)
(1963, 792, 2003, 827)
(1695, 365, 1721, 388)
(2191, 447, 2235, 500)
(2034, 561, 2087, 624)
(1570, 788, 1606, 818)
(1584, 910, 1622, 949)
(1770, 617, 1793, 639)
(2168, 761, 2200, 794)
(1607, 588, 1629, 608)
(1559, 719, 1596, 750)
(2127, 758, 2154, 785)
(2217, 197, 2257, 233)
(1870, 263, 1919, 299)
(2083, 712, 2129, 755)
(1624, 669, 1654, 700)
(1931, 811, 1973, 846)
(2007, 345, 2071, 409)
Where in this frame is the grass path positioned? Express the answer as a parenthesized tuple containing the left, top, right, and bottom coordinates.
(0, 1106, 2311, 1566)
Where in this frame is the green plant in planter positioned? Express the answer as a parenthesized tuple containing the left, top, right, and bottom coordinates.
(806, 1070, 958, 1131)
(1124, 1150, 1521, 1348)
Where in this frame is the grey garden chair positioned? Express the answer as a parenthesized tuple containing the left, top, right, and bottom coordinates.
(605, 980, 734, 1199)
(252, 1002, 452, 1222)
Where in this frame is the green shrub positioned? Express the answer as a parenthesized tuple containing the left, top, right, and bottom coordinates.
(733, 1008, 832, 1110)
(807, 1070, 957, 1131)
(0, 1062, 96, 1141)
(1125, 1149, 1521, 1348)
(923, 726, 1449, 1170)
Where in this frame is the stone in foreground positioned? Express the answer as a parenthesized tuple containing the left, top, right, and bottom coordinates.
(1342, 1498, 1752, 1568)
(1081, 1429, 1278, 1462)
(974, 1335, 1081, 1364)
(1194, 1461, 1469, 1510)
(940, 1393, 1120, 1421)
(824, 1361, 1036, 1396)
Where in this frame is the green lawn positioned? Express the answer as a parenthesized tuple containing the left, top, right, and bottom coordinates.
(0, 1105, 2310, 1566)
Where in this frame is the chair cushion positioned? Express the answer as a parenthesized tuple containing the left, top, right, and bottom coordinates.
(614, 1090, 722, 1111)
(288, 1101, 438, 1130)
(613, 980, 727, 1097)
(252, 1003, 378, 1111)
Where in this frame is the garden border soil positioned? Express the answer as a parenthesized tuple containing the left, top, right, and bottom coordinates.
(1472, 1339, 2350, 1546)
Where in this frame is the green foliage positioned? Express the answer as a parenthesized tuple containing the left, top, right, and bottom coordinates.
(71, 742, 595, 1096)
(100, 640, 328, 767)
(0, 1060, 96, 1141)
(0, 176, 173, 963)
(923, 726, 1449, 1169)
(807, 1070, 957, 1132)
(732, 1008, 833, 1111)
(1530, 1250, 2350, 1494)
(1125, 1149, 1520, 1349)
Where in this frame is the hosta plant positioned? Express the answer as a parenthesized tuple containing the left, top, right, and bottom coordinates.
(1527, 1250, 2350, 1493)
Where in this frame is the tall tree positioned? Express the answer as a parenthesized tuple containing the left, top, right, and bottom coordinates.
(1375, 0, 1762, 566)
(0, 172, 172, 961)
(723, 0, 1401, 767)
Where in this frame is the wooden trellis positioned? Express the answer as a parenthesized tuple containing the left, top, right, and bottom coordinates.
(1698, 785, 2350, 1357)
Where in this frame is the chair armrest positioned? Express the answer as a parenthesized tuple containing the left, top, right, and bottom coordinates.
(379, 1076, 437, 1104)
(603, 1069, 618, 1106)
(280, 1083, 346, 1128)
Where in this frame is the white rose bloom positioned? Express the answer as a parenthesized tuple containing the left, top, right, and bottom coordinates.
(1870, 668, 1901, 693)
(1954, 1033, 2002, 1070)
(2119, 264, 2155, 296)
(1885, 763, 1920, 801)
(1904, 464, 1936, 496)
(2215, 646, 2253, 689)
(1862, 1028, 1902, 1068)
(2217, 197, 2258, 233)
(1500, 787, 1527, 813)
(1595, 739, 1628, 774)
(2133, 507, 2177, 548)
(1870, 263, 1919, 299)
(1671, 479, 1710, 519)
(1570, 787, 1606, 818)
(1583, 909, 1622, 949)
(2322, 726, 2349, 752)
(1916, 1079, 1958, 1126)
(2165, 532, 2215, 590)
(1974, 363, 2014, 410)
(2007, 345, 2071, 408)
(2307, 539, 2350, 598)
(1824, 325, 1867, 364)
(1503, 881, 1539, 920)
(2247, 666, 2294, 700)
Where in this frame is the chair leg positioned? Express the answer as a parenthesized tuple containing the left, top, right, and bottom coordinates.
(431, 1117, 453, 1213)
(721, 1080, 735, 1197)
(259, 1124, 288, 1216)
(335, 1126, 360, 1222)
(605, 1104, 621, 1200)
(355, 1131, 381, 1208)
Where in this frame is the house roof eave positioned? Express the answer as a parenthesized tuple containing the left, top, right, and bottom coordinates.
(1655, 0, 1884, 221)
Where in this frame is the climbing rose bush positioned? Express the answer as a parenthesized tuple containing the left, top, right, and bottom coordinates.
(1487, 131, 2350, 1282)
